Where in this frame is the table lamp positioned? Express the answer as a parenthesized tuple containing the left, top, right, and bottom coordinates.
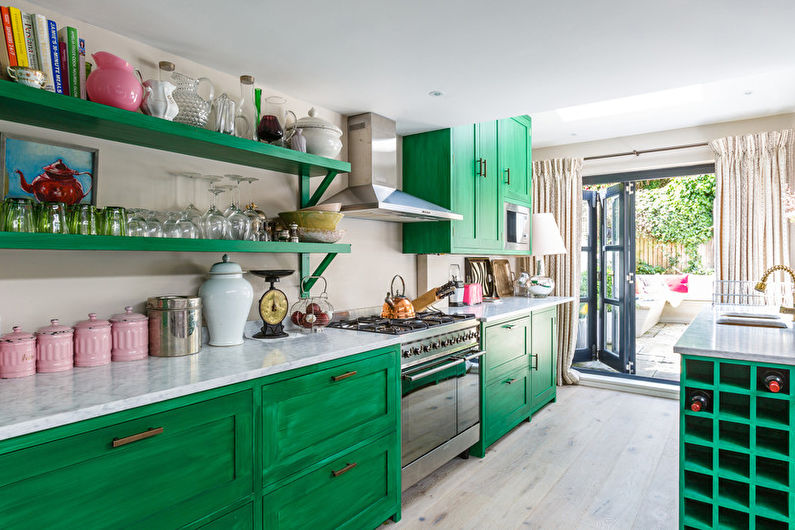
(529, 213, 568, 297)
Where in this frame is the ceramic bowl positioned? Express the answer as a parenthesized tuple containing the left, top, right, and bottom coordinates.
(7, 66, 45, 88)
(300, 202, 342, 213)
(297, 228, 345, 243)
(301, 128, 342, 158)
(278, 211, 344, 230)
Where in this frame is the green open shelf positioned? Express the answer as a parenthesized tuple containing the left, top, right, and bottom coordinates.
(0, 232, 351, 254)
(0, 80, 350, 177)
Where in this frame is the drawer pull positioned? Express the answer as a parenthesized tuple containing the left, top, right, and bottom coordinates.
(532, 353, 538, 370)
(332, 462, 357, 477)
(502, 324, 515, 329)
(506, 378, 518, 385)
(332, 370, 357, 382)
(112, 427, 163, 448)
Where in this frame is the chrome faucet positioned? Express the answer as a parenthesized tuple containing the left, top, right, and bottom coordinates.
(754, 265, 795, 320)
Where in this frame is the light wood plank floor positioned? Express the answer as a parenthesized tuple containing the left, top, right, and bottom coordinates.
(386, 385, 679, 530)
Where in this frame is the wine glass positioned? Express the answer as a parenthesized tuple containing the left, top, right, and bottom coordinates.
(181, 172, 205, 229)
(201, 183, 231, 240)
(163, 211, 183, 238)
(224, 175, 251, 240)
(241, 177, 266, 241)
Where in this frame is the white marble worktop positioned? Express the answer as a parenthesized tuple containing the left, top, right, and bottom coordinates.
(674, 307, 795, 365)
(0, 322, 404, 442)
(448, 296, 575, 322)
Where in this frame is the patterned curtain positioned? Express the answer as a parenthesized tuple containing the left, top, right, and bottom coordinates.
(531, 158, 583, 385)
(710, 130, 794, 282)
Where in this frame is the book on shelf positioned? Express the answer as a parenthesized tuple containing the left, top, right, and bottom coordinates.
(8, 6, 27, 67)
(20, 12, 38, 70)
(58, 39, 68, 95)
(1, 7, 17, 67)
(46, 18, 62, 93)
(31, 14, 54, 91)
(58, 25, 78, 97)
(78, 37, 85, 99)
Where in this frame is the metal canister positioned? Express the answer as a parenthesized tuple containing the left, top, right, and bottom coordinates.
(146, 296, 202, 357)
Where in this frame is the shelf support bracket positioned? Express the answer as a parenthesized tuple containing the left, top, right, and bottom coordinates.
(300, 170, 339, 208)
(299, 252, 338, 298)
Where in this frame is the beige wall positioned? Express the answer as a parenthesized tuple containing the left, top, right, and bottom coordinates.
(0, 1, 415, 333)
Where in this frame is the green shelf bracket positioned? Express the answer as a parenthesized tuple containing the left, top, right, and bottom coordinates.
(299, 169, 339, 208)
(299, 252, 338, 298)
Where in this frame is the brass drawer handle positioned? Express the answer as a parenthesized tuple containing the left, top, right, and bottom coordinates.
(506, 378, 518, 385)
(112, 427, 164, 448)
(332, 370, 357, 382)
(332, 462, 357, 477)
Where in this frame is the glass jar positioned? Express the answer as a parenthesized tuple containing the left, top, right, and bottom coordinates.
(235, 75, 258, 141)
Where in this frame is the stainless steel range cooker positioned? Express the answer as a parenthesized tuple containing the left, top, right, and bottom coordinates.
(330, 310, 483, 490)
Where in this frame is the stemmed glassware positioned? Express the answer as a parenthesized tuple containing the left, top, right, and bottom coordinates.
(181, 172, 206, 231)
(201, 180, 231, 240)
(241, 177, 267, 241)
(223, 175, 251, 240)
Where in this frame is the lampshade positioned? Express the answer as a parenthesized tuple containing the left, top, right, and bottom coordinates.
(531, 213, 568, 256)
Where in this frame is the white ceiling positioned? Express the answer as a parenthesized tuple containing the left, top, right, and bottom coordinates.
(32, 0, 795, 146)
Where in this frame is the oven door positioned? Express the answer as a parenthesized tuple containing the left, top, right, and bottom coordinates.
(455, 349, 484, 433)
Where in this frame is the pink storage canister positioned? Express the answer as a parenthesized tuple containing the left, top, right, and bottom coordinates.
(0, 326, 36, 378)
(36, 319, 74, 373)
(74, 313, 112, 367)
(110, 306, 148, 361)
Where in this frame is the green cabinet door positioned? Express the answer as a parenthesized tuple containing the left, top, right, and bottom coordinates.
(451, 124, 478, 249)
(475, 120, 501, 250)
(483, 366, 532, 449)
(499, 117, 532, 205)
(531, 308, 557, 412)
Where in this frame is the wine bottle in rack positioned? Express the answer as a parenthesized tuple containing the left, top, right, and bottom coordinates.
(760, 369, 786, 393)
(688, 389, 712, 412)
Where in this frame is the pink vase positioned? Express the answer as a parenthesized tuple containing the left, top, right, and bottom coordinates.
(86, 51, 143, 112)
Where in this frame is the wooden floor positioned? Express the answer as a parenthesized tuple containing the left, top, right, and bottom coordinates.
(386, 385, 679, 530)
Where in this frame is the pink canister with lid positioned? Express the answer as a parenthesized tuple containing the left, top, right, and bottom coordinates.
(110, 306, 148, 361)
(74, 313, 112, 367)
(36, 319, 74, 373)
(0, 326, 36, 378)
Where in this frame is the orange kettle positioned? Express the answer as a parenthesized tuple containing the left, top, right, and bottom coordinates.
(381, 275, 416, 320)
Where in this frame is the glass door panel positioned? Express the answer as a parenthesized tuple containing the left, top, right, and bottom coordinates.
(575, 191, 598, 362)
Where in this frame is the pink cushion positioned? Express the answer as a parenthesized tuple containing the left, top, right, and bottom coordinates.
(665, 275, 689, 293)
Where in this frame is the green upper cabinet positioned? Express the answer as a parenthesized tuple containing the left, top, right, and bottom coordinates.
(402, 116, 532, 255)
(498, 116, 532, 205)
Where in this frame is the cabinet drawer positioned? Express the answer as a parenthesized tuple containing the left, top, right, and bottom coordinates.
(193, 502, 253, 530)
(261, 347, 399, 486)
(0, 390, 253, 529)
(484, 316, 529, 381)
(484, 366, 531, 448)
(262, 433, 399, 530)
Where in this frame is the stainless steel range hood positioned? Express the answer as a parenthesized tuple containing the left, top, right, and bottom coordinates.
(322, 112, 463, 223)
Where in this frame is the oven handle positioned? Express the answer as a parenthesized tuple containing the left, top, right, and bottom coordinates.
(402, 358, 465, 382)
(455, 350, 485, 362)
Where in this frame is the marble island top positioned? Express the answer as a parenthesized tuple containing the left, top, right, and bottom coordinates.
(674, 307, 795, 365)
(0, 296, 573, 442)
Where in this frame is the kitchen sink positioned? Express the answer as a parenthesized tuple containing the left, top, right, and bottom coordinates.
(716, 312, 789, 328)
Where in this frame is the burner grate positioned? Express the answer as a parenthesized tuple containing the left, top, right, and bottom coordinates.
(328, 311, 476, 335)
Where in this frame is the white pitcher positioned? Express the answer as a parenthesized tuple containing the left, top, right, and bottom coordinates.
(141, 79, 179, 121)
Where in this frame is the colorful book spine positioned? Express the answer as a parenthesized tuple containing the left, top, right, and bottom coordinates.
(58, 40, 68, 95)
(31, 14, 54, 91)
(20, 12, 37, 70)
(57, 26, 78, 97)
(78, 38, 85, 99)
(46, 19, 61, 93)
(9, 7, 27, 67)
(1, 7, 17, 67)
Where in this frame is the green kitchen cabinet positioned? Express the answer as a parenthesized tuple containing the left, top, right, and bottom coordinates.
(498, 116, 532, 205)
(403, 117, 531, 255)
(531, 308, 557, 412)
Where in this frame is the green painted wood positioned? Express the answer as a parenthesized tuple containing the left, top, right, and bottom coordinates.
(498, 116, 532, 205)
(531, 308, 557, 412)
(680, 355, 795, 529)
(482, 366, 532, 449)
(307, 171, 340, 207)
(0, 390, 254, 529)
(483, 315, 530, 383)
(261, 346, 399, 488)
(192, 502, 254, 530)
(0, 80, 349, 177)
(475, 120, 502, 250)
(262, 432, 399, 530)
(451, 124, 478, 249)
(0, 232, 351, 254)
(300, 252, 337, 298)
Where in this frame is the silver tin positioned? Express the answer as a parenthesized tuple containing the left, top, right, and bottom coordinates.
(146, 296, 202, 357)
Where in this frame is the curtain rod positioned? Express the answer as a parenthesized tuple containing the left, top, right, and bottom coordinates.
(583, 142, 709, 161)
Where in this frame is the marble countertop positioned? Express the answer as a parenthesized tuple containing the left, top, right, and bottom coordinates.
(674, 307, 795, 365)
(448, 296, 575, 322)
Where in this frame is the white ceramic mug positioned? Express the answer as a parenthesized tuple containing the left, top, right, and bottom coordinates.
(7, 66, 45, 89)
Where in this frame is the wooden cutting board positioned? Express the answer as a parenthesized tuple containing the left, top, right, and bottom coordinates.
(492, 259, 514, 298)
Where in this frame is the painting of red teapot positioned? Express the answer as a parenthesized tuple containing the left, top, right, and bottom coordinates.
(2, 135, 96, 205)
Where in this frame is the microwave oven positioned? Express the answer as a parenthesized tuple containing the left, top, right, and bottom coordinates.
(504, 202, 530, 251)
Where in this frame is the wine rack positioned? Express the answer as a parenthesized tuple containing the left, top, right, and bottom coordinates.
(681, 356, 794, 529)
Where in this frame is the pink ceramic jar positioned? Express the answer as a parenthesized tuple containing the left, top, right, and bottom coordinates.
(0, 326, 36, 378)
(85, 51, 143, 112)
(74, 313, 112, 367)
(110, 306, 148, 361)
(35, 319, 74, 373)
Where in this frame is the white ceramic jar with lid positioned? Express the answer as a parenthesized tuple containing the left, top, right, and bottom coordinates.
(288, 108, 342, 158)
(109, 306, 148, 361)
(0, 326, 36, 378)
(74, 313, 112, 367)
(35, 319, 74, 373)
(198, 254, 253, 346)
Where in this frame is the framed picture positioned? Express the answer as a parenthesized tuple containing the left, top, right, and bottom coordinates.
(1, 133, 97, 205)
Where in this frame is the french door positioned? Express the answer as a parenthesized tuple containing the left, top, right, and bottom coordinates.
(598, 183, 636, 373)
(574, 191, 598, 362)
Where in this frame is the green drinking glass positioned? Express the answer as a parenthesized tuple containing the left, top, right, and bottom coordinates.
(36, 202, 69, 234)
(2, 198, 34, 232)
(101, 206, 127, 236)
(68, 204, 99, 235)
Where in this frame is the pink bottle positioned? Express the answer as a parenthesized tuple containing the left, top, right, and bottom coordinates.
(110, 306, 148, 361)
(0, 326, 36, 378)
(35, 319, 74, 373)
(86, 51, 143, 112)
(74, 313, 112, 367)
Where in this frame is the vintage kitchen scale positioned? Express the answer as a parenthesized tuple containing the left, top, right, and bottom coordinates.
(250, 269, 294, 339)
